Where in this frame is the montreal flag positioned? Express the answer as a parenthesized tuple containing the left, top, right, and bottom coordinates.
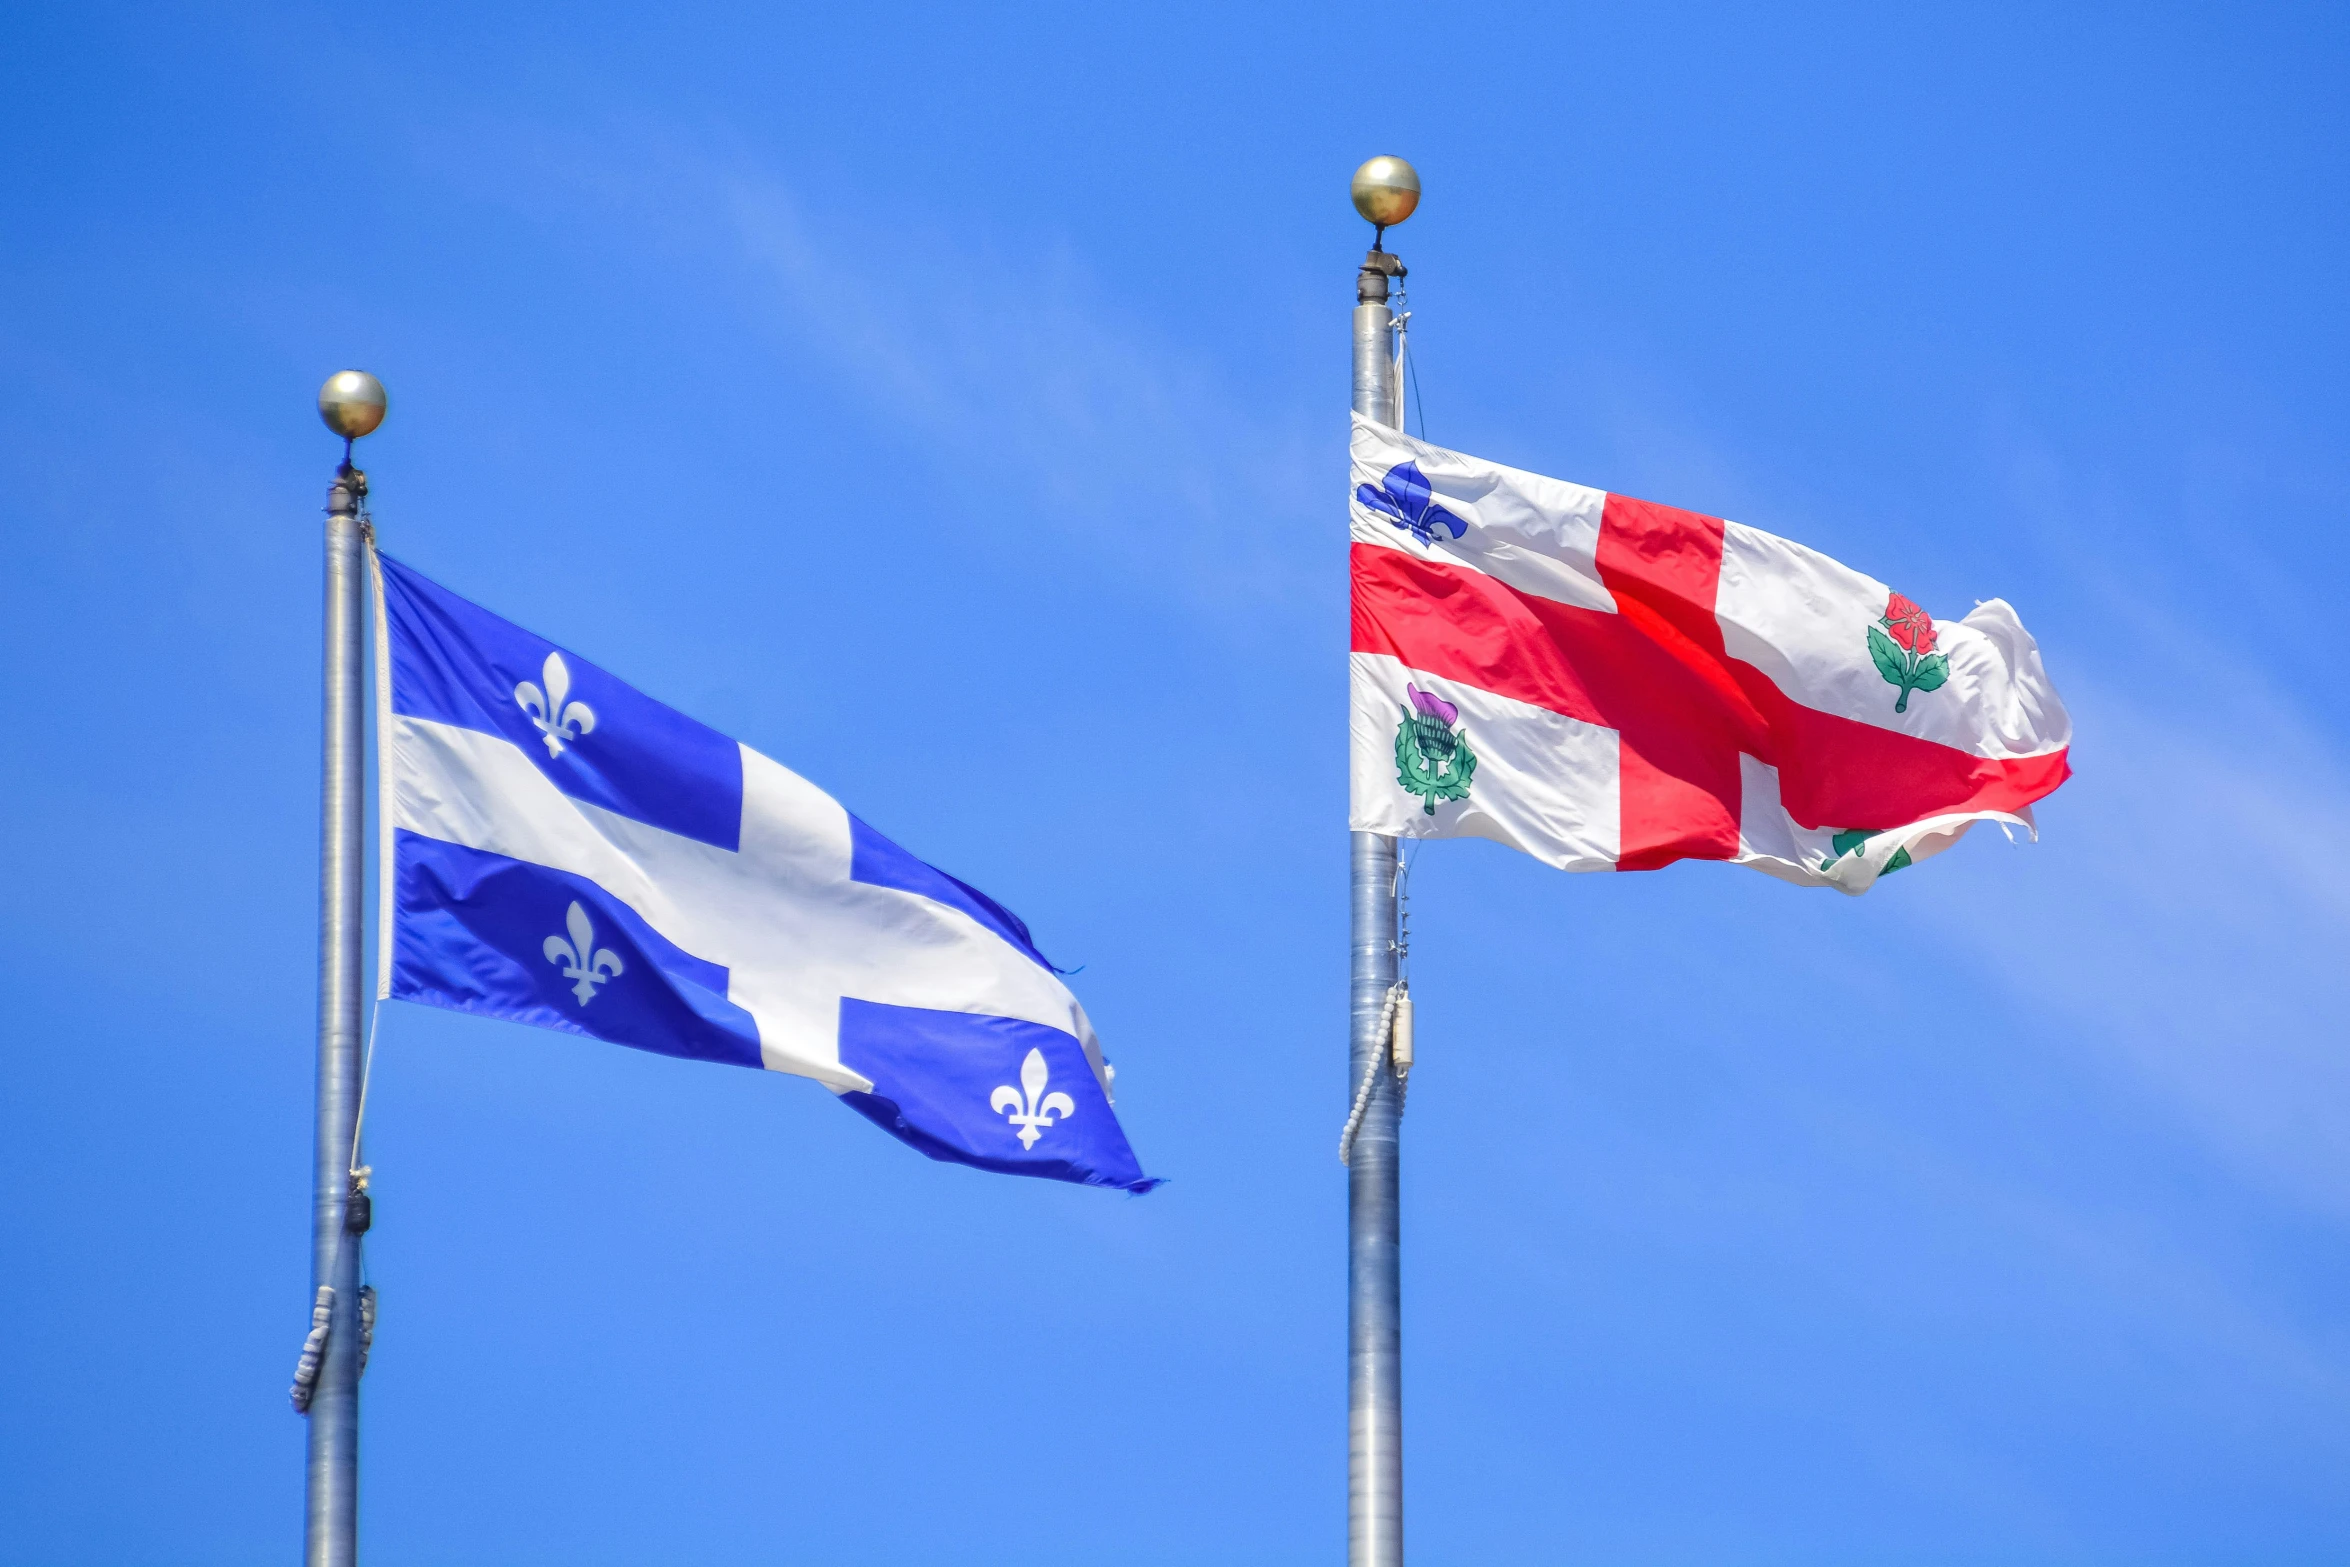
(371, 551, 1156, 1192)
(1349, 416, 2072, 891)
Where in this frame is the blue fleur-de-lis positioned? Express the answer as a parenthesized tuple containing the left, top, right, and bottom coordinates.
(990, 1047, 1077, 1150)
(1355, 461, 1467, 546)
(515, 651, 597, 758)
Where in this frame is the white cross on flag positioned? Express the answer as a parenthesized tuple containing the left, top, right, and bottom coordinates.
(1349, 416, 2073, 891)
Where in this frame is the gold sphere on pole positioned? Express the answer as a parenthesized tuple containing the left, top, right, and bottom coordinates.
(318, 370, 388, 441)
(1350, 156, 1421, 229)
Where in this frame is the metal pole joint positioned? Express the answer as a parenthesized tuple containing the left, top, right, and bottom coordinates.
(328, 466, 365, 511)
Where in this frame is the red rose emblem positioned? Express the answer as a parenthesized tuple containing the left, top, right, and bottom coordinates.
(1882, 592, 1938, 655)
(1866, 591, 1951, 714)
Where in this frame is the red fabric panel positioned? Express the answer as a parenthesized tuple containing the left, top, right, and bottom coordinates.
(1350, 540, 1610, 726)
(1592, 496, 1743, 867)
(1351, 540, 2071, 864)
(1759, 691, 2072, 825)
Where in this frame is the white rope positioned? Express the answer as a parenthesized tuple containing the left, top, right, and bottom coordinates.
(348, 1001, 381, 1188)
(1338, 982, 1406, 1166)
(1339, 842, 1424, 1164)
(287, 1281, 381, 1413)
(1390, 308, 1411, 432)
(1389, 844, 1416, 1117)
(289, 1286, 334, 1412)
(290, 1004, 386, 1415)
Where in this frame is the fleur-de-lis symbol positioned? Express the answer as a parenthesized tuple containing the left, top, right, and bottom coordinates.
(515, 651, 597, 758)
(990, 1047, 1077, 1150)
(543, 901, 624, 1005)
(1355, 460, 1468, 546)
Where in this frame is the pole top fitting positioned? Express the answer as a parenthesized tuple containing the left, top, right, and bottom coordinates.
(1357, 247, 1407, 305)
(318, 370, 388, 441)
(1350, 155, 1421, 249)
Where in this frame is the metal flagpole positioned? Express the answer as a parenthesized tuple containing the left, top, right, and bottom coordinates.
(308, 370, 387, 1566)
(1346, 156, 1419, 1567)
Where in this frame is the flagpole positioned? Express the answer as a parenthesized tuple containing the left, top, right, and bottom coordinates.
(308, 371, 385, 1566)
(1347, 156, 1418, 1567)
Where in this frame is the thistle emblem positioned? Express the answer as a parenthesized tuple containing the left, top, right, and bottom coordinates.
(515, 651, 597, 757)
(1867, 592, 1951, 714)
(1393, 682, 1476, 815)
(1356, 461, 1467, 546)
(990, 1048, 1077, 1150)
(543, 901, 624, 1005)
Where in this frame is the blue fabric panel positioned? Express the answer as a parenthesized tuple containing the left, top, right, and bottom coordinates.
(847, 815, 1058, 972)
(391, 831, 763, 1070)
(837, 1000, 1156, 1192)
(379, 553, 742, 851)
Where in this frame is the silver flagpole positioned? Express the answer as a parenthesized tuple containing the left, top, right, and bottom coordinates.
(1347, 156, 1418, 1567)
(308, 370, 386, 1566)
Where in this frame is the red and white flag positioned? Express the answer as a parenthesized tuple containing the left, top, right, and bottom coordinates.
(1348, 417, 2072, 893)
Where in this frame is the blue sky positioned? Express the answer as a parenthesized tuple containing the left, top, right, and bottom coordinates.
(4, 3, 2348, 1562)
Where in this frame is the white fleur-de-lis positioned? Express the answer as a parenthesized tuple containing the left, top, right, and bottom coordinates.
(543, 901, 624, 1005)
(515, 651, 597, 758)
(989, 1047, 1077, 1150)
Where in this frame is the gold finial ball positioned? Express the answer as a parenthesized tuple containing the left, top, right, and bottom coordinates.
(318, 370, 388, 441)
(1350, 156, 1421, 229)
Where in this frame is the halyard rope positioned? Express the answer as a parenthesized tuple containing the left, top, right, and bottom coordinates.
(1340, 845, 1421, 1165)
(348, 1000, 381, 1186)
(1338, 981, 1407, 1166)
(292, 1002, 384, 1412)
(289, 1287, 334, 1412)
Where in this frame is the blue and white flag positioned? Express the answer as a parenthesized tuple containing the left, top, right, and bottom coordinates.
(370, 552, 1156, 1192)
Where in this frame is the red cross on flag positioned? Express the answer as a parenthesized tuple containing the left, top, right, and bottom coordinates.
(1349, 416, 2072, 893)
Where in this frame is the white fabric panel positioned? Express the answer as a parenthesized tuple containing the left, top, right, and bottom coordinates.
(1350, 414, 1618, 615)
(1715, 521, 2072, 759)
(1349, 652, 1620, 872)
(1733, 752, 1839, 888)
(389, 715, 1101, 1090)
(1734, 752, 2034, 896)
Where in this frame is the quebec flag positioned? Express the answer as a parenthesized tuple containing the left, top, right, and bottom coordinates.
(370, 551, 1157, 1192)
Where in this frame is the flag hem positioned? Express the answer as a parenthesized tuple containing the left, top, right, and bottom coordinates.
(368, 542, 394, 1003)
